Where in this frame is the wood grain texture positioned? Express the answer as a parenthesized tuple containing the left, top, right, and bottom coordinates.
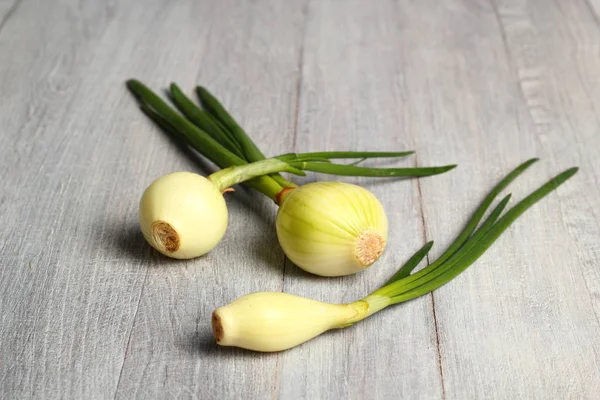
(0, 0, 22, 32)
(278, 1, 444, 399)
(0, 0, 598, 399)
(0, 0, 153, 398)
(392, 0, 600, 398)
(112, 0, 307, 399)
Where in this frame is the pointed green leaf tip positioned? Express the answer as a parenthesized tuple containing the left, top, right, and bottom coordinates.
(368, 161, 577, 305)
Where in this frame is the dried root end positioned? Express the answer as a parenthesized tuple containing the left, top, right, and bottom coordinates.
(212, 312, 224, 344)
(151, 220, 180, 253)
(355, 229, 385, 267)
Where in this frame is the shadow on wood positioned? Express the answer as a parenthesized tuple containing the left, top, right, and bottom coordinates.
(179, 326, 279, 359)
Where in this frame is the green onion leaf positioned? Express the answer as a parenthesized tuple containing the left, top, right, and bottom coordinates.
(139, 104, 182, 140)
(127, 80, 243, 169)
(391, 193, 515, 294)
(196, 86, 267, 163)
(384, 166, 578, 303)
(169, 83, 246, 159)
(349, 158, 367, 166)
(424, 158, 538, 269)
(470, 193, 512, 236)
(278, 151, 415, 160)
(196, 85, 297, 189)
(382, 241, 434, 286)
(126, 79, 285, 200)
(289, 161, 457, 177)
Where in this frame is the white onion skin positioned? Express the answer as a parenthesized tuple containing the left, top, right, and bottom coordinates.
(138, 172, 228, 259)
(275, 182, 389, 276)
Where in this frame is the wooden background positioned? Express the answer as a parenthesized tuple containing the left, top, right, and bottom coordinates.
(1, 0, 599, 398)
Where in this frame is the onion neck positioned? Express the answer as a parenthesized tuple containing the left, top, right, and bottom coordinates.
(275, 186, 296, 206)
(337, 296, 392, 328)
(208, 159, 302, 201)
(360, 295, 392, 317)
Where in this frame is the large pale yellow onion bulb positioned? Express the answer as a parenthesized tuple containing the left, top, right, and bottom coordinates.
(275, 181, 388, 276)
(139, 171, 228, 259)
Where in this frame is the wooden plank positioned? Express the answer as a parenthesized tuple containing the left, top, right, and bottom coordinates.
(278, 1, 446, 399)
(390, 0, 600, 398)
(0, 0, 305, 397)
(488, 0, 600, 394)
(0, 0, 298, 398)
(0, 0, 21, 30)
(0, 0, 159, 398)
(1, 0, 599, 398)
(111, 0, 307, 399)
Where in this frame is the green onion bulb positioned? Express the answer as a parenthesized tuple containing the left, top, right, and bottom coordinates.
(139, 171, 228, 259)
(276, 182, 388, 276)
(212, 292, 370, 352)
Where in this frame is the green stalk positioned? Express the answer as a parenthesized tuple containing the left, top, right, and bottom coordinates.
(289, 161, 457, 177)
(389, 167, 579, 302)
(277, 151, 415, 159)
(168, 83, 295, 189)
(128, 80, 241, 168)
(169, 83, 245, 159)
(126, 79, 285, 201)
(195, 87, 449, 184)
(382, 241, 434, 286)
(196, 85, 267, 162)
(358, 163, 577, 316)
(375, 193, 513, 298)
(137, 81, 458, 184)
(139, 104, 183, 140)
(194, 85, 297, 189)
(196, 87, 417, 168)
(423, 158, 539, 271)
(209, 159, 305, 192)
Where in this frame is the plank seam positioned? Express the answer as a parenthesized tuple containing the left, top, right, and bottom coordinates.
(488, 0, 531, 117)
(274, 1, 310, 399)
(584, 0, 600, 28)
(193, 6, 216, 85)
(430, 294, 447, 400)
(113, 268, 149, 399)
(290, 2, 309, 153)
(414, 157, 447, 400)
(389, 0, 447, 394)
(491, 0, 600, 370)
(0, 0, 24, 36)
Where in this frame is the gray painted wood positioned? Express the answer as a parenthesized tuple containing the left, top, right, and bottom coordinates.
(0, 0, 598, 399)
(0, 0, 152, 398)
(392, 0, 600, 398)
(0, 0, 20, 28)
(112, 0, 306, 399)
(279, 1, 444, 399)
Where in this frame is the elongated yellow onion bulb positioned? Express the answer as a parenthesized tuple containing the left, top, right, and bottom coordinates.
(275, 182, 388, 276)
(212, 292, 369, 352)
(139, 171, 228, 259)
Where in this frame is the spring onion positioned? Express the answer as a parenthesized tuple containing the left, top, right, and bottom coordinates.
(211, 161, 578, 352)
(126, 80, 456, 276)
